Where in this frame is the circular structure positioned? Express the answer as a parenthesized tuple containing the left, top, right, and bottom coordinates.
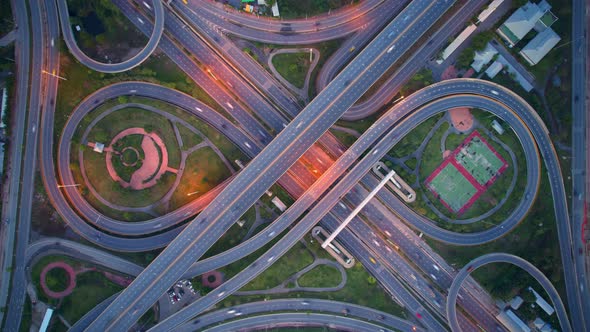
(40, 262, 76, 299)
(120, 147, 140, 167)
(56, 0, 164, 73)
(202, 270, 223, 288)
(48, 80, 551, 253)
(105, 128, 169, 190)
(446, 253, 571, 332)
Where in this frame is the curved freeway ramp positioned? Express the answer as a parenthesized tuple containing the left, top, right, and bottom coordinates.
(200, 313, 398, 332)
(446, 253, 572, 332)
(56, 0, 164, 73)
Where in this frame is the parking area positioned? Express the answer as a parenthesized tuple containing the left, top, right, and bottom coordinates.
(158, 279, 199, 319)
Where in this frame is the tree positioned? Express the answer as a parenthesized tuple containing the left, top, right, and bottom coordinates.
(367, 276, 376, 284)
(521, 288, 536, 303)
(471, 31, 494, 51)
(456, 47, 475, 69)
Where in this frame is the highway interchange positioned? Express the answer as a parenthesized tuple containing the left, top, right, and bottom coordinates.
(0, 0, 588, 331)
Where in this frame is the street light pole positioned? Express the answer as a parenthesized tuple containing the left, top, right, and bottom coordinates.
(41, 69, 67, 81)
(57, 183, 80, 188)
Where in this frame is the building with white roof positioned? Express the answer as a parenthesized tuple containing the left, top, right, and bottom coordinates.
(271, 1, 279, 17)
(39, 308, 54, 332)
(533, 317, 546, 329)
(496, 310, 531, 332)
(491, 119, 505, 135)
(497, 0, 551, 47)
(528, 287, 555, 315)
(519, 27, 561, 65)
(272, 196, 287, 212)
(438, 24, 477, 62)
(510, 295, 524, 310)
(485, 60, 504, 78)
(478, 0, 505, 23)
(471, 43, 498, 72)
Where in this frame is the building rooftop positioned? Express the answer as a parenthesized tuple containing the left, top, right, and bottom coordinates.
(485, 61, 504, 78)
(510, 295, 524, 310)
(471, 43, 498, 72)
(497, 0, 551, 46)
(478, 0, 505, 23)
(440, 24, 477, 61)
(519, 27, 561, 65)
(496, 310, 531, 332)
(528, 287, 555, 315)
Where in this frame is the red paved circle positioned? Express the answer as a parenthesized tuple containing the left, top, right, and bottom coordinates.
(202, 270, 223, 288)
(40, 262, 76, 299)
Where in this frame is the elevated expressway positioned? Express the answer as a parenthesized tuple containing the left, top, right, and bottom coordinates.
(197, 313, 397, 332)
(44, 2, 584, 332)
(446, 253, 572, 332)
(56, 0, 164, 73)
(23, 239, 420, 332)
(149, 79, 550, 331)
(2, 0, 61, 330)
(0, 0, 31, 326)
(186, 0, 390, 45)
(88, 1, 459, 329)
(570, 0, 590, 324)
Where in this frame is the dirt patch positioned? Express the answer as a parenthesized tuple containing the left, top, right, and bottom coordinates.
(449, 107, 474, 132)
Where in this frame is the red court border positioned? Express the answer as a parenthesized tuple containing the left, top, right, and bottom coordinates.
(424, 130, 509, 215)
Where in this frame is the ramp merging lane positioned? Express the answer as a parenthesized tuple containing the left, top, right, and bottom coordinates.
(55, 0, 164, 73)
(446, 253, 572, 332)
(150, 81, 544, 332)
(88, 1, 455, 329)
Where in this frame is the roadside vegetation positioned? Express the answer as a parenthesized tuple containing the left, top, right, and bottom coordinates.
(271, 52, 312, 89)
(169, 147, 231, 210)
(273, 0, 359, 19)
(0, 0, 13, 37)
(425, 168, 565, 302)
(66, 0, 147, 62)
(203, 233, 406, 318)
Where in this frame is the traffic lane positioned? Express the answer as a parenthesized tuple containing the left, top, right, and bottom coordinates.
(343, 0, 488, 121)
(151, 100, 484, 332)
(119, 0, 321, 189)
(446, 253, 572, 332)
(193, 0, 385, 33)
(89, 1, 455, 328)
(4, 0, 49, 328)
(56, 0, 163, 73)
(202, 312, 398, 332)
(340, 185, 502, 331)
(180, 298, 422, 332)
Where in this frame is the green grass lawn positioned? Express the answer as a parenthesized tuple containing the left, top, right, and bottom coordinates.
(297, 264, 342, 288)
(216, 234, 406, 318)
(425, 163, 566, 302)
(241, 242, 314, 291)
(87, 107, 181, 168)
(32, 256, 80, 305)
(79, 146, 176, 209)
(65, 0, 147, 62)
(0, 0, 13, 37)
(329, 129, 357, 147)
(59, 271, 123, 323)
(419, 122, 450, 181)
(110, 134, 144, 182)
(55, 49, 221, 147)
(44, 267, 69, 293)
(274, 0, 358, 19)
(271, 52, 312, 89)
(30, 255, 126, 323)
(387, 114, 442, 160)
(168, 147, 232, 211)
(176, 123, 204, 150)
